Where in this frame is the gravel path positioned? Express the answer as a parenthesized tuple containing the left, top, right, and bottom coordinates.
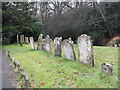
(2, 50, 18, 88)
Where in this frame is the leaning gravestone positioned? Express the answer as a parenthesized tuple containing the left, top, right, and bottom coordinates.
(44, 35, 51, 53)
(77, 34, 94, 67)
(29, 37, 35, 50)
(54, 37, 62, 57)
(62, 38, 76, 60)
(101, 63, 113, 75)
(37, 34, 43, 50)
(25, 37, 29, 44)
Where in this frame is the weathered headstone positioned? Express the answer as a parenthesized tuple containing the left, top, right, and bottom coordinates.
(29, 37, 35, 50)
(43, 35, 51, 53)
(41, 39, 46, 50)
(54, 37, 62, 57)
(25, 37, 29, 44)
(17, 35, 19, 44)
(20, 35, 24, 43)
(20, 35, 23, 46)
(45, 35, 51, 53)
(62, 38, 76, 60)
(77, 34, 94, 66)
(37, 34, 43, 50)
(22, 35, 25, 43)
(101, 63, 113, 75)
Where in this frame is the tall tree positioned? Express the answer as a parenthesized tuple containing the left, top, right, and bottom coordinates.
(2, 2, 43, 44)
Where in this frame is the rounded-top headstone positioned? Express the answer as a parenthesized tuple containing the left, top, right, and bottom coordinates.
(77, 34, 94, 67)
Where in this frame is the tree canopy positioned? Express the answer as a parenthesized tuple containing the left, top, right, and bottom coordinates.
(2, 2, 43, 44)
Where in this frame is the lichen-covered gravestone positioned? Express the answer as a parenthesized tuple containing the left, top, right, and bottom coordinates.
(101, 63, 113, 75)
(44, 35, 51, 53)
(77, 34, 94, 66)
(37, 34, 43, 50)
(54, 37, 62, 57)
(62, 38, 76, 60)
(29, 37, 35, 50)
(25, 37, 29, 44)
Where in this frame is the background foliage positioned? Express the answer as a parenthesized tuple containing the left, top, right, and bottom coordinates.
(2, 2, 120, 45)
(2, 2, 43, 44)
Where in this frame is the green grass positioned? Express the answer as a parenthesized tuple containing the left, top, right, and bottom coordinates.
(3, 43, 119, 88)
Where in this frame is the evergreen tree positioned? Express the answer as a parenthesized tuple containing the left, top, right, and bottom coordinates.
(2, 2, 43, 44)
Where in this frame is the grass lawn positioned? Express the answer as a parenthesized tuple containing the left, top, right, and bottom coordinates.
(3, 43, 119, 88)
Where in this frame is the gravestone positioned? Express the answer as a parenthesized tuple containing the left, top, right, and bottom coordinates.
(62, 38, 76, 60)
(20, 35, 24, 43)
(29, 37, 35, 50)
(101, 63, 113, 75)
(77, 34, 94, 66)
(20, 35, 25, 46)
(20, 35, 23, 46)
(37, 34, 43, 50)
(54, 37, 62, 57)
(25, 37, 29, 44)
(44, 35, 51, 53)
(41, 39, 46, 50)
(17, 35, 19, 44)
